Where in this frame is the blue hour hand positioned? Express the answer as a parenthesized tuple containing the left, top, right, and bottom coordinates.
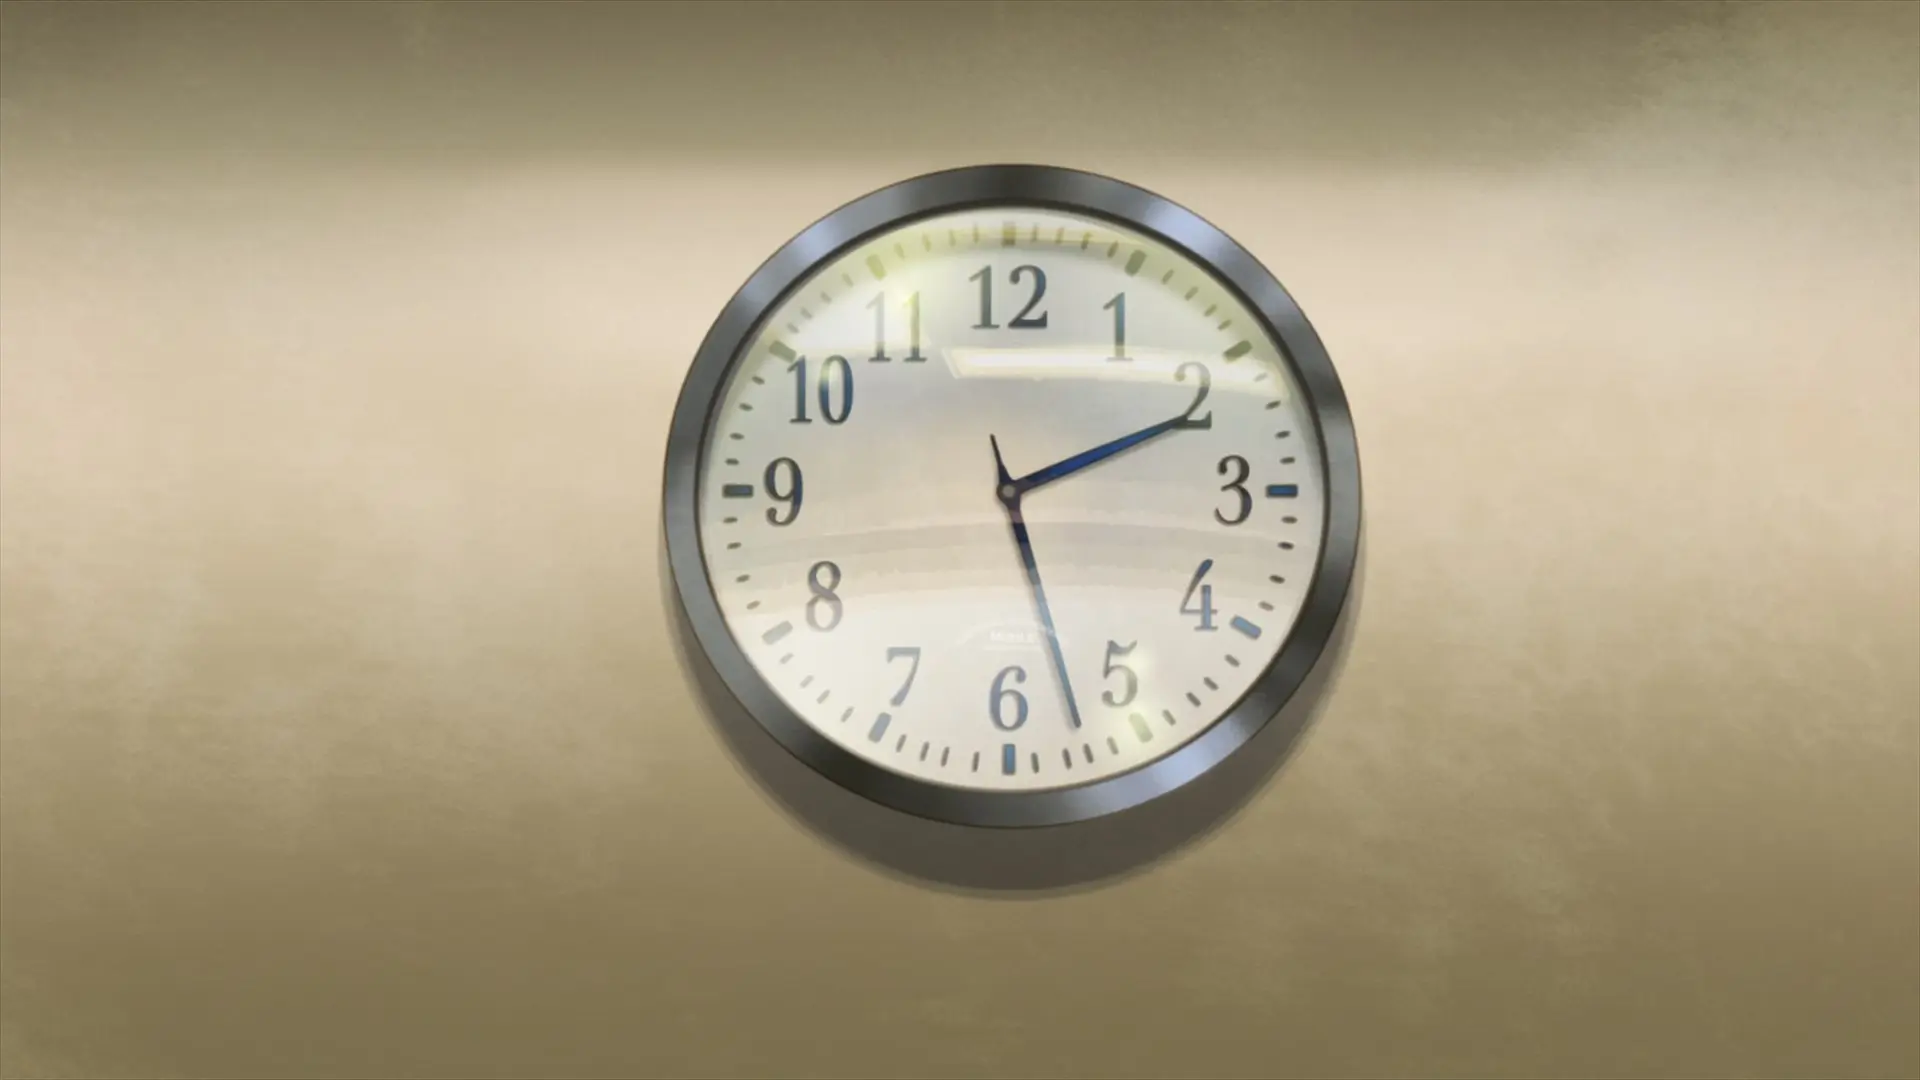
(1008, 361, 1213, 497)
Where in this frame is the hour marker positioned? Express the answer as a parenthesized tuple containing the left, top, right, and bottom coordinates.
(1002, 222, 1017, 246)
(1230, 616, 1262, 639)
(866, 254, 887, 280)
(769, 341, 796, 362)
(1130, 713, 1153, 742)
(722, 483, 754, 498)
(1224, 341, 1252, 360)
(1002, 744, 1016, 775)
(761, 621, 792, 645)
(868, 713, 892, 742)
(1266, 484, 1299, 498)
(1124, 250, 1147, 275)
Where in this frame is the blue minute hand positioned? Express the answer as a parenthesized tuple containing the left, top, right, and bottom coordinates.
(991, 435, 1083, 730)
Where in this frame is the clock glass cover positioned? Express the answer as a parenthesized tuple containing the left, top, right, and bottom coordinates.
(664, 167, 1359, 827)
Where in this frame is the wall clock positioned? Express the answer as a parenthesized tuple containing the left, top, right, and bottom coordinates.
(664, 165, 1360, 828)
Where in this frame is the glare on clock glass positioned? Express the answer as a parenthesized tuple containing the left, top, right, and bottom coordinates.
(696, 207, 1324, 792)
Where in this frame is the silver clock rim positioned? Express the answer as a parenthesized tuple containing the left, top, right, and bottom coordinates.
(662, 164, 1362, 828)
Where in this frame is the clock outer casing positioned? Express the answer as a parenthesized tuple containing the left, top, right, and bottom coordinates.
(663, 164, 1362, 828)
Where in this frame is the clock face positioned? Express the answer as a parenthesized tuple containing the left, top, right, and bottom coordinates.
(665, 167, 1359, 826)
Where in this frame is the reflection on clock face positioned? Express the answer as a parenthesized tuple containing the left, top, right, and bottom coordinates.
(695, 206, 1325, 793)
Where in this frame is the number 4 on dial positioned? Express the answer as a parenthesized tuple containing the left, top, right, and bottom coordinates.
(1181, 559, 1218, 631)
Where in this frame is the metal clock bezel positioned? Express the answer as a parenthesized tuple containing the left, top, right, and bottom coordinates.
(662, 164, 1361, 828)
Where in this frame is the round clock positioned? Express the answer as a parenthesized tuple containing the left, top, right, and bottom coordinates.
(664, 165, 1360, 828)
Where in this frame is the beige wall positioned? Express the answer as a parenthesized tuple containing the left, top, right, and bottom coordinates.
(2, 3, 1916, 1077)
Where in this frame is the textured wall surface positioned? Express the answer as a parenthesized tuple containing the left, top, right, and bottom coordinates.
(2, 3, 1916, 1078)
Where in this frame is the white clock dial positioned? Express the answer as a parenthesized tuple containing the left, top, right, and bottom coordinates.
(693, 205, 1325, 793)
